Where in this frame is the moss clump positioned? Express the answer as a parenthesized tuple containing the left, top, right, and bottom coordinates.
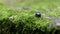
(0, 7, 55, 34)
(0, 0, 60, 34)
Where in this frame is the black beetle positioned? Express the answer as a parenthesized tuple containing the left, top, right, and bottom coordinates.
(35, 12, 41, 17)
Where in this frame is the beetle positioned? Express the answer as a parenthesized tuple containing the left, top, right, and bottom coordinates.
(35, 12, 41, 18)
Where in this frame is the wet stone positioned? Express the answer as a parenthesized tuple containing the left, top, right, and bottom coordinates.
(45, 15, 55, 19)
(55, 16, 60, 21)
(50, 19, 60, 26)
(8, 16, 13, 21)
(55, 22, 60, 26)
(23, 6, 31, 10)
(47, 17, 58, 28)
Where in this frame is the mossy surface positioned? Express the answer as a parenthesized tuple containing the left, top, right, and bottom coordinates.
(0, 0, 60, 34)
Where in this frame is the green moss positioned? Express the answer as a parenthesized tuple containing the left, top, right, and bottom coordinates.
(0, 0, 60, 34)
